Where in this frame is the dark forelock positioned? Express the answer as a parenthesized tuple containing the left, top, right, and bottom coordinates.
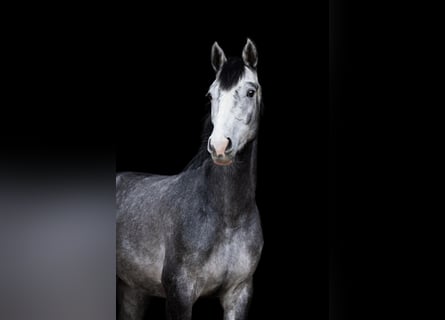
(217, 58, 246, 90)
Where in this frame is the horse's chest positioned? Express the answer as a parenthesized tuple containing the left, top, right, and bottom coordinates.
(199, 232, 256, 294)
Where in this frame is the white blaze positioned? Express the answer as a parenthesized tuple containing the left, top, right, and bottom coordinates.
(209, 67, 259, 157)
(210, 91, 235, 154)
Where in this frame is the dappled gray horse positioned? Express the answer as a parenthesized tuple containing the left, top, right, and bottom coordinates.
(116, 39, 263, 320)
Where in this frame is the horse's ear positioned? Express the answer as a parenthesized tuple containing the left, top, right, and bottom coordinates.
(211, 42, 227, 72)
(242, 38, 258, 68)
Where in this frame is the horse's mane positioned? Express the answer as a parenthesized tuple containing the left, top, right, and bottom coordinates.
(183, 113, 213, 171)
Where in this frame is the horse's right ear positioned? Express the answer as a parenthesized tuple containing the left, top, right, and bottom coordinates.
(211, 42, 227, 72)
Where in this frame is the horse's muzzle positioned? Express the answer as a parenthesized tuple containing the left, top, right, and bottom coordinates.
(208, 137, 234, 165)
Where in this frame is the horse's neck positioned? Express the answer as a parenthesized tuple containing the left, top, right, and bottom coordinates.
(205, 139, 258, 225)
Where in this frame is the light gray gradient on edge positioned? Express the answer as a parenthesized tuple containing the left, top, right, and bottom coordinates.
(0, 168, 115, 320)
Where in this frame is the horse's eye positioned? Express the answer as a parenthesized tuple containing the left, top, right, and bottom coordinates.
(247, 90, 255, 98)
(206, 93, 212, 100)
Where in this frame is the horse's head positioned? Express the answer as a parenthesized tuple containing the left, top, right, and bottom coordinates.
(207, 39, 262, 166)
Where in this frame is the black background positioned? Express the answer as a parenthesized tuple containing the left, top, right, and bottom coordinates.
(330, 1, 442, 319)
(115, 4, 326, 320)
(4, 2, 405, 319)
(3, 2, 441, 319)
(3, 2, 442, 319)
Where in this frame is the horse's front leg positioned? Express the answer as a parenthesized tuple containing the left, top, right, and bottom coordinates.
(162, 268, 198, 320)
(221, 279, 253, 320)
(117, 278, 149, 320)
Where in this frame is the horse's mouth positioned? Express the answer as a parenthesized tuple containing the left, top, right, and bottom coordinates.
(212, 157, 233, 166)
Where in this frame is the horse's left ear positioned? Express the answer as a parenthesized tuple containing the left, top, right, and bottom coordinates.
(242, 38, 258, 68)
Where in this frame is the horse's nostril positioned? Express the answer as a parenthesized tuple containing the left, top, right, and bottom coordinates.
(225, 138, 232, 153)
(208, 139, 216, 154)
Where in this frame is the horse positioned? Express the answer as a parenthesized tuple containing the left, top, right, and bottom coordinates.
(116, 39, 264, 320)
